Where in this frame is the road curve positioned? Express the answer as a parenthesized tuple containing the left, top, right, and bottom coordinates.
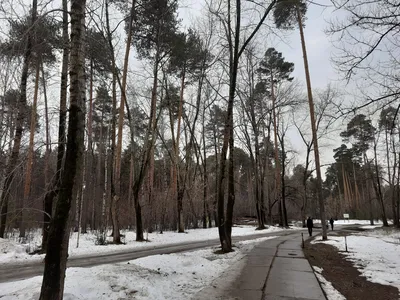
(0, 229, 300, 283)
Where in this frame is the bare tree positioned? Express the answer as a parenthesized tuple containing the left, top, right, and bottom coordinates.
(209, 0, 277, 252)
(328, 0, 400, 112)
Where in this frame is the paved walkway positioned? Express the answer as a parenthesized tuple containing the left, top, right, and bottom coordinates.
(194, 232, 326, 300)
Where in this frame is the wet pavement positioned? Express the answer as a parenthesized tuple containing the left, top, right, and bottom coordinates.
(194, 231, 326, 300)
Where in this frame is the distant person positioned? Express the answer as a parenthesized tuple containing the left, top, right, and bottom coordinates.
(306, 217, 313, 236)
(330, 218, 334, 230)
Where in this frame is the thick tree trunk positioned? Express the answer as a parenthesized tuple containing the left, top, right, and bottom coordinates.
(296, 2, 327, 239)
(0, 0, 37, 238)
(279, 135, 288, 227)
(39, 1, 86, 298)
(42, 0, 68, 251)
(396, 151, 400, 228)
(217, 0, 241, 253)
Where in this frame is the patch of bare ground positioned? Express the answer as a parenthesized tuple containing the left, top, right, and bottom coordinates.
(304, 237, 399, 300)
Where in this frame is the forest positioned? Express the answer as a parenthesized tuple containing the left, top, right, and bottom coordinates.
(0, 0, 399, 297)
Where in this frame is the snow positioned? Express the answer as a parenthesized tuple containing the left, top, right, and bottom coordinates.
(312, 219, 385, 225)
(0, 225, 286, 265)
(0, 238, 29, 261)
(312, 228, 400, 290)
(312, 266, 346, 300)
(0, 236, 277, 300)
(359, 225, 382, 229)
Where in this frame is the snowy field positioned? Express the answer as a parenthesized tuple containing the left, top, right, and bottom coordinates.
(0, 225, 286, 265)
(0, 236, 277, 300)
(312, 227, 400, 292)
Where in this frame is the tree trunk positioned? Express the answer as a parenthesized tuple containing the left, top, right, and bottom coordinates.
(176, 68, 185, 233)
(0, 0, 37, 238)
(372, 142, 389, 226)
(82, 60, 94, 234)
(112, 0, 135, 244)
(247, 64, 265, 229)
(279, 132, 288, 227)
(271, 77, 283, 227)
(203, 103, 210, 229)
(20, 62, 40, 238)
(301, 145, 311, 227)
(42, 0, 68, 252)
(296, 2, 327, 239)
(396, 150, 400, 228)
(42, 62, 51, 190)
(216, 0, 241, 253)
(39, 1, 86, 298)
(388, 132, 398, 226)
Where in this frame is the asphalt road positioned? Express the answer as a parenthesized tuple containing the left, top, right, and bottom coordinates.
(0, 229, 300, 283)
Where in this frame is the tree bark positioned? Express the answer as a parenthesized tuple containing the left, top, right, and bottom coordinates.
(217, 0, 241, 253)
(42, 0, 69, 251)
(39, 1, 86, 298)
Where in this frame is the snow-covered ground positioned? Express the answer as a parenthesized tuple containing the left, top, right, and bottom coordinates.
(0, 225, 286, 265)
(312, 227, 400, 291)
(313, 219, 385, 225)
(0, 236, 277, 300)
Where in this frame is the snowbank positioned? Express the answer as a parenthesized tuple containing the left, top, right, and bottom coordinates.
(312, 266, 346, 300)
(0, 225, 287, 265)
(0, 236, 277, 300)
(0, 238, 29, 261)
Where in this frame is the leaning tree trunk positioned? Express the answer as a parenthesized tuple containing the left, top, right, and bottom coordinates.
(41, 0, 69, 251)
(0, 0, 37, 238)
(20, 62, 40, 238)
(39, 1, 86, 298)
(296, 1, 327, 239)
